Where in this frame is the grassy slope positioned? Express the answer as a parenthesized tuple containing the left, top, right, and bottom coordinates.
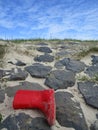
(0, 38, 98, 43)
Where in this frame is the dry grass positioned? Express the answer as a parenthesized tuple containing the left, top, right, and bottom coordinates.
(76, 46, 98, 59)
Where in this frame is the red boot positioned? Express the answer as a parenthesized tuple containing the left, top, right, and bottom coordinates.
(13, 89, 56, 126)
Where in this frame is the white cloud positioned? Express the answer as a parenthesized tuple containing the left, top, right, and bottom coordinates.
(0, 0, 98, 39)
(0, 19, 14, 28)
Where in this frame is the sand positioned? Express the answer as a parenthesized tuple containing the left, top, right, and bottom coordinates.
(0, 42, 98, 130)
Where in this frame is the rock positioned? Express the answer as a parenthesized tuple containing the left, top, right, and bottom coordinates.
(25, 63, 52, 78)
(59, 45, 69, 49)
(60, 58, 70, 65)
(45, 70, 75, 90)
(0, 113, 51, 130)
(8, 61, 14, 64)
(55, 92, 88, 130)
(36, 42, 48, 46)
(34, 54, 54, 62)
(9, 68, 28, 81)
(8, 60, 26, 66)
(91, 55, 98, 65)
(90, 120, 98, 130)
(30, 117, 51, 130)
(85, 65, 98, 77)
(78, 82, 98, 108)
(54, 61, 64, 69)
(0, 69, 5, 79)
(5, 81, 44, 97)
(20, 81, 44, 90)
(56, 50, 69, 57)
(15, 60, 26, 66)
(60, 58, 86, 73)
(65, 59, 86, 73)
(0, 89, 5, 103)
(37, 47, 52, 53)
(96, 114, 98, 119)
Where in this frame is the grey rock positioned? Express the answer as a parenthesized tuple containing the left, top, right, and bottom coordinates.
(60, 58, 70, 66)
(0, 89, 5, 103)
(54, 61, 64, 69)
(90, 120, 98, 130)
(8, 61, 14, 64)
(5, 81, 44, 97)
(78, 82, 98, 108)
(30, 117, 51, 130)
(9, 68, 28, 81)
(0, 69, 5, 79)
(20, 81, 44, 90)
(0, 113, 51, 130)
(37, 47, 52, 53)
(55, 92, 88, 130)
(60, 58, 86, 73)
(45, 70, 75, 90)
(36, 42, 48, 46)
(66, 59, 86, 73)
(91, 55, 98, 65)
(25, 63, 52, 78)
(96, 114, 98, 119)
(15, 60, 26, 66)
(56, 50, 69, 57)
(59, 45, 69, 49)
(85, 65, 98, 77)
(34, 54, 54, 62)
(8, 60, 26, 66)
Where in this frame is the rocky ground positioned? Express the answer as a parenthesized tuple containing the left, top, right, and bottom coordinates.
(0, 40, 98, 130)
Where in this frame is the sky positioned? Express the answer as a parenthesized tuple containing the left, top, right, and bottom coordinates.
(0, 0, 98, 40)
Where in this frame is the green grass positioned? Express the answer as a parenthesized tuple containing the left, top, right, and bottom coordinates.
(77, 50, 89, 58)
(93, 73, 98, 81)
(77, 75, 90, 82)
(10, 39, 31, 43)
(77, 74, 98, 83)
(1, 38, 98, 44)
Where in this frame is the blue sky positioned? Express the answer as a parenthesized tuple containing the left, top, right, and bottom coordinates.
(0, 0, 98, 40)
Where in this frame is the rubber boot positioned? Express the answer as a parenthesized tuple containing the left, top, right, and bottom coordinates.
(13, 89, 56, 126)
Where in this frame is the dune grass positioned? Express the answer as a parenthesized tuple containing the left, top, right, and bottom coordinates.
(77, 73, 98, 83)
(0, 38, 98, 44)
(0, 45, 7, 59)
(76, 46, 98, 59)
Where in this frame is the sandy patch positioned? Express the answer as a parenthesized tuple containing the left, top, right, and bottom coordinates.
(81, 53, 98, 66)
(0, 42, 98, 130)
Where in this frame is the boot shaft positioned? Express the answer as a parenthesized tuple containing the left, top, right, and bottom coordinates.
(13, 89, 56, 126)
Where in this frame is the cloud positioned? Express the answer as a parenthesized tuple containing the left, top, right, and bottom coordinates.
(0, 0, 98, 39)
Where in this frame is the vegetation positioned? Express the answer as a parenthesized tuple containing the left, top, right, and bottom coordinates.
(93, 73, 98, 81)
(77, 73, 98, 83)
(77, 46, 98, 59)
(0, 45, 8, 67)
(0, 45, 7, 59)
(0, 113, 2, 122)
(89, 47, 98, 52)
(0, 38, 98, 44)
(77, 75, 90, 81)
